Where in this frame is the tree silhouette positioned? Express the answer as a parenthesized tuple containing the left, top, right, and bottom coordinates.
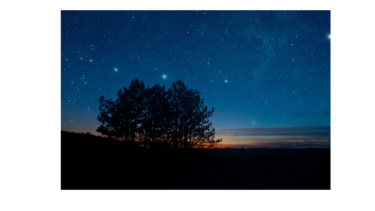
(97, 96, 117, 139)
(97, 78, 222, 148)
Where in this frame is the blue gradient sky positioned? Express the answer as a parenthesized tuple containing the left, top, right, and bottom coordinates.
(61, 11, 330, 148)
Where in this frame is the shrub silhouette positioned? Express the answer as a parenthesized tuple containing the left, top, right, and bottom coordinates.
(97, 78, 222, 149)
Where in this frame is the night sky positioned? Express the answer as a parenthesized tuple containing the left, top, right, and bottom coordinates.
(61, 11, 330, 148)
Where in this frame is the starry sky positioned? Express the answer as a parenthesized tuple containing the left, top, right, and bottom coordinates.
(61, 11, 330, 148)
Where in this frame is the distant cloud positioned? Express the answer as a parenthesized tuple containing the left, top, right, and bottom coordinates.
(214, 140, 330, 149)
(216, 126, 331, 141)
(215, 126, 330, 148)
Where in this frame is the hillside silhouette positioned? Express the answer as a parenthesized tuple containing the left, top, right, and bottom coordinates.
(61, 79, 330, 189)
(61, 130, 330, 189)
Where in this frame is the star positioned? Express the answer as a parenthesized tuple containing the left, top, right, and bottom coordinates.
(328, 34, 331, 39)
(162, 74, 167, 79)
(114, 68, 118, 72)
(225, 80, 228, 83)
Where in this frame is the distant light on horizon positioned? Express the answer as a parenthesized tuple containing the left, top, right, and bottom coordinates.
(61, 11, 330, 149)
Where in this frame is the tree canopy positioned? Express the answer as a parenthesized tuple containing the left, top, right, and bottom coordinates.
(97, 78, 222, 149)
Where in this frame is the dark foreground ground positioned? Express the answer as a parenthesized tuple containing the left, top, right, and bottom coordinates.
(62, 131, 330, 189)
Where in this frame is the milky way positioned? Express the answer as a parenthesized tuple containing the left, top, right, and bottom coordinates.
(61, 11, 330, 148)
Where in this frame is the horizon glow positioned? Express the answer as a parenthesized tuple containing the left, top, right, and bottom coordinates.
(61, 11, 330, 148)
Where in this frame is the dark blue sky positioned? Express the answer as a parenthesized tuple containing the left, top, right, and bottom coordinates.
(61, 11, 330, 148)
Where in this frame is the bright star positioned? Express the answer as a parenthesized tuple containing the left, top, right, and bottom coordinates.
(162, 74, 167, 79)
(114, 68, 118, 72)
(225, 80, 228, 83)
(328, 34, 331, 39)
